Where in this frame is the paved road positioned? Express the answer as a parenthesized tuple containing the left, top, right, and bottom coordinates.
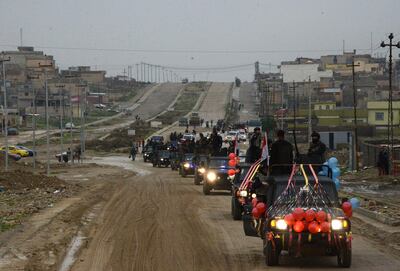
(198, 82, 232, 124)
(238, 82, 259, 122)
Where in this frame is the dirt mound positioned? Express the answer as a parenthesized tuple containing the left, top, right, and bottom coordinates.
(86, 120, 156, 152)
(0, 170, 79, 232)
(0, 170, 66, 191)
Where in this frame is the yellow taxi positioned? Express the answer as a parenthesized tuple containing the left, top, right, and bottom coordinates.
(0, 145, 30, 157)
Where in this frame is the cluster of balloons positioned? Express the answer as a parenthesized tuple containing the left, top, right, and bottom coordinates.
(228, 153, 238, 176)
(319, 157, 341, 190)
(284, 208, 331, 233)
(251, 198, 267, 219)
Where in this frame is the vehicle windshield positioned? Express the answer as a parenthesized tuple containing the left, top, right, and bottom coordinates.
(228, 131, 237, 136)
(159, 151, 170, 158)
(184, 154, 194, 160)
(247, 120, 261, 126)
(209, 159, 230, 168)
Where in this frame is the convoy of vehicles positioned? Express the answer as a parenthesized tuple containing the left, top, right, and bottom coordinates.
(135, 121, 353, 268)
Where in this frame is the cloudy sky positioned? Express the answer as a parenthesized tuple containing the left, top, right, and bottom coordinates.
(1, 0, 399, 81)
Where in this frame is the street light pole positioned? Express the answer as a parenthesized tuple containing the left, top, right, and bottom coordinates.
(1, 53, 10, 171)
(39, 62, 53, 176)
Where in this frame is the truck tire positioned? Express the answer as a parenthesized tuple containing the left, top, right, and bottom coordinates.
(337, 241, 352, 268)
(194, 174, 201, 185)
(203, 182, 211, 195)
(265, 240, 279, 266)
(231, 197, 242, 220)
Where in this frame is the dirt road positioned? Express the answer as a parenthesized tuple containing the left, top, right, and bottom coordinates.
(68, 159, 400, 271)
(238, 82, 259, 122)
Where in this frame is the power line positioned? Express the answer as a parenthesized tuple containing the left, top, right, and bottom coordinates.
(0, 43, 375, 55)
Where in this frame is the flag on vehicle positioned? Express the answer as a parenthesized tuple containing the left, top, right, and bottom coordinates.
(261, 131, 269, 165)
(239, 158, 261, 190)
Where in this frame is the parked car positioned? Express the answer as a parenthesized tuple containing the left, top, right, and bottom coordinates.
(65, 122, 76, 129)
(16, 146, 36, 157)
(0, 150, 21, 161)
(0, 145, 29, 157)
(7, 127, 19, 135)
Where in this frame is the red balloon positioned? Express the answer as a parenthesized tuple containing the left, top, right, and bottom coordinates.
(252, 207, 261, 218)
(345, 210, 353, 218)
(228, 159, 237, 167)
(308, 221, 320, 234)
(292, 208, 305, 221)
(284, 214, 295, 226)
(251, 198, 258, 207)
(293, 220, 305, 233)
(228, 169, 236, 176)
(320, 221, 330, 233)
(305, 209, 316, 222)
(342, 202, 352, 212)
(229, 153, 236, 160)
(316, 210, 327, 223)
(256, 202, 267, 214)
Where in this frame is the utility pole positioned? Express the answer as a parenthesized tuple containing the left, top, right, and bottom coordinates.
(57, 85, 65, 158)
(381, 33, 400, 173)
(136, 64, 139, 82)
(308, 77, 312, 142)
(39, 62, 53, 176)
(27, 74, 39, 170)
(1, 53, 10, 171)
(77, 83, 87, 164)
(347, 57, 360, 171)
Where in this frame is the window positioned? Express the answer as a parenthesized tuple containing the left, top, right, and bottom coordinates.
(375, 112, 384, 121)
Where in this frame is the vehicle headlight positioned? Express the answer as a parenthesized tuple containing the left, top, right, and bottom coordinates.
(239, 190, 248, 197)
(207, 172, 217, 182)
(198, 168, 206, 174)
(276, 219, 288, 230)
(251, 193, 257, 198)
(184, 162, 190, 168)
(331, 219, 343, 230)
(160, 158, 164, 161)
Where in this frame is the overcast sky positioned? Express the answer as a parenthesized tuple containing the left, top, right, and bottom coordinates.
(1, 0, 399, 82)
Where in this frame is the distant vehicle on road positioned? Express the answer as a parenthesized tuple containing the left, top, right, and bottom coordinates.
(179, 117, 188, 127)
(181, 133, 195, 143)
(65, 122, 76, 129)
(224, 131, 239, 142)
(189, 112, 201, 126)
(6, 127, 19, 135)
(238, 130, 247, 142)
(150, 135, 164, 144)
(247, 119, 261, 135)
(94, 104, 107, 109)
(182, 78, 189, 84)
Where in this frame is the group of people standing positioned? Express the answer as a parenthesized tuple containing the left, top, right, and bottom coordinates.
(246, 127, 327, 172)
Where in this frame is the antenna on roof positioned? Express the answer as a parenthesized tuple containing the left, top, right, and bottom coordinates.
(19, 28, 23, 46)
